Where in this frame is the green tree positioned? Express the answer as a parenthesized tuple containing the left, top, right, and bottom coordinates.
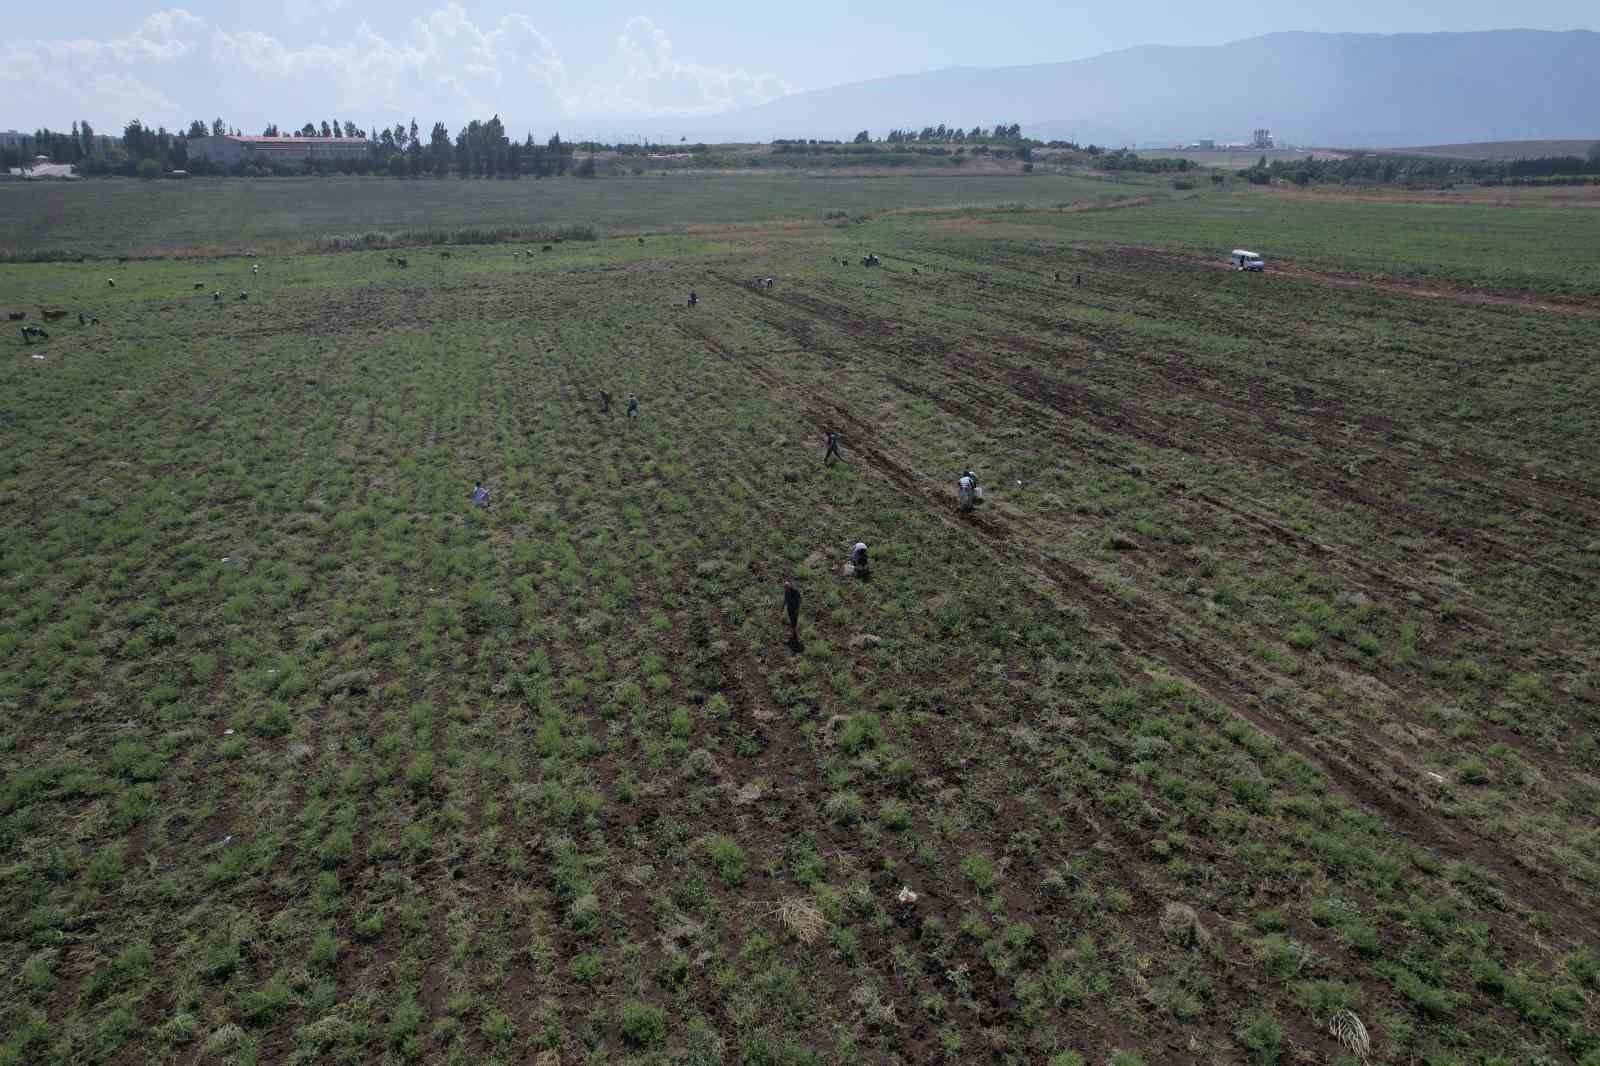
(428, 122, 452, 176)
(853, 130, 870, 144)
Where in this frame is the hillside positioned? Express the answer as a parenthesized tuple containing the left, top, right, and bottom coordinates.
(1386, 139, 1600, 160)
(725, 30, 1600, 148)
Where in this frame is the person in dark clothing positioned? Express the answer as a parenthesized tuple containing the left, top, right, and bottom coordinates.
(626, 394, 640, 420)
(687, 290, 699, 307)
(851, 542, 869, 572)
(1074, 273, 1082, 286)
(600, 390, 612, 414)
(824, 430, 843, 465)
(783, 579, 801, 643)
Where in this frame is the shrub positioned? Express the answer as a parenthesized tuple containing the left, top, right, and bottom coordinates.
(1237, 1010, 1286, 1063)
(961, 851, 998, 893)
(481, 1009, 516, 1043)
(1393, 969, 1455, 1017)
(620, 1001, 667, 1047)
(569, 951, 602, 984)
(839, 711, 883, 753)
(308, 930, 339, 972)
(707, 835, 746, 887)
(1293, 978, 1363, 1020)
(239, 974, 293, 1023)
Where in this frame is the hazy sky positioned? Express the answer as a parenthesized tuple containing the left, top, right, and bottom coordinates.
(3, 1, 1593, 136)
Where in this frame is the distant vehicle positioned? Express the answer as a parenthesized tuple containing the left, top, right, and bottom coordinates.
(1230, 249, 1265, 271)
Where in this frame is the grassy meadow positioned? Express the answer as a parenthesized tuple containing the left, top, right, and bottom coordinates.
(0, 172, 1128, 259)
(2, 176, 1599, 1066)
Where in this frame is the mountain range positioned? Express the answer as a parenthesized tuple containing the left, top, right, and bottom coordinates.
(681, 30, 1600, 148)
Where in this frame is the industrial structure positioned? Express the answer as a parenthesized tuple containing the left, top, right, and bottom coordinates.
(186, 135, 374, 166)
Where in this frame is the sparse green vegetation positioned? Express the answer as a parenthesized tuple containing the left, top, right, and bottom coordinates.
(1, 174, 1596, 1065)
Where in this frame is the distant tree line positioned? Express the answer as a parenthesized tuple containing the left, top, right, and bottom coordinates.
(811, 124, 1027, 147)
(1241, 150, 1600, 188)
(1092, 149, 1196, 173)
(0, 122, 101, 172)
(9, 114, 597, 179)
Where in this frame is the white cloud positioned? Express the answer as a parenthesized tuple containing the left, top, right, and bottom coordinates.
(0, 9, 198, 126)
(212, 3, 565, 117)
(1, 5, 790, 132)
(283, 0, 346, 24)
(587, 16, 792, 116)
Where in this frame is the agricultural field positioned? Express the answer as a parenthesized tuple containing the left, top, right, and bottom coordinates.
(1016, 186, 1600, 299)
(1, 181, 1599, 1066)
(0, 171, 1126, 259)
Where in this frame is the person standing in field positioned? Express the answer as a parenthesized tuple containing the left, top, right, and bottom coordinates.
(600, 390, 612, 415)
(824, 430, 843, 465)
(627, 394, 640, 420)
(958, 471, 977, 512)
(783, 579, 802, 643)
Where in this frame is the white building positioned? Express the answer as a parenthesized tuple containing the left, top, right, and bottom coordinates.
(187, 135, 374, 165)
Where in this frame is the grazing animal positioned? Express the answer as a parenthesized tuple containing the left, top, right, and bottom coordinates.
(78, 312, 85, 325)
(40, 309, 66, 321)
(116, 257, 127, 264)
(512, 251, 520, 258)
(212, 291, 221, 301)
(440, 251, 451, 259)
(238, 291, 248, 301)
(251, 264, 259, 275)
(542, 245, 553, 253)
(638, 236, 645, 244)
(395, 257, 408, 268)
(6, 312, 24, 321)
(194, 282, 204, 290)
(21, 326, 49, 343)
(107, 279, 116, 287)
(913, 268, 920, 275)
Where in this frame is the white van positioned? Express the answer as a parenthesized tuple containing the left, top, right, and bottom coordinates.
(1230, 249, 1265, 271)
